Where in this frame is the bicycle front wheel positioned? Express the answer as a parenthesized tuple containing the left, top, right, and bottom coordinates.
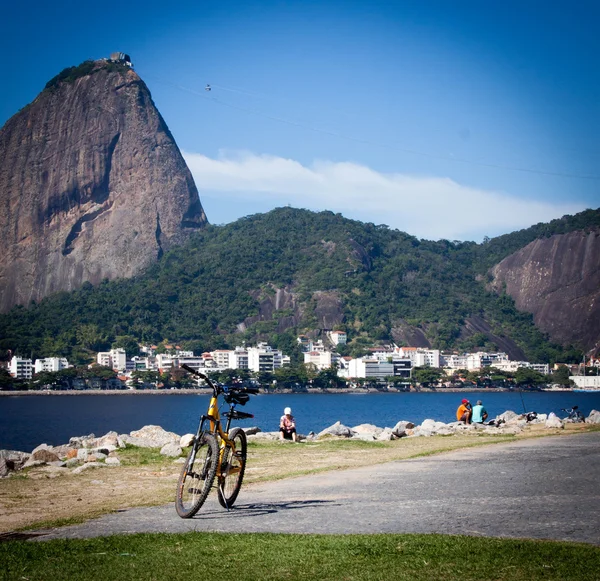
(176, 433, 218, 518)
(217, 427, 247, 509)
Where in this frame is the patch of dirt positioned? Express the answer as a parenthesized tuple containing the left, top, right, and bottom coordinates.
(0, 425, 593, 533)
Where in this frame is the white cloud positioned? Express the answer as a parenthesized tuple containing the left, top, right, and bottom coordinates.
(183, 150, 585, 241)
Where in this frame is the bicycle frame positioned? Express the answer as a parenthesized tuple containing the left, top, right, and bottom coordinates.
(184, 366, 252, 487)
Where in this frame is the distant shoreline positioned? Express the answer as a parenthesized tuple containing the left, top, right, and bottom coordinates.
(0, 387, 544, 396)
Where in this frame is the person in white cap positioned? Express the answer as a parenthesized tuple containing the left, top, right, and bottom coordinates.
(279, 406, 297, 441)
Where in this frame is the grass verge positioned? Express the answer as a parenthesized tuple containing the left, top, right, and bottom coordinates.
(2, 532, 599, 581)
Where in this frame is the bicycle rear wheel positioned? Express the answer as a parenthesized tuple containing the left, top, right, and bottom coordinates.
(217, 427, 247, 509)
(176, 433, 218, 518)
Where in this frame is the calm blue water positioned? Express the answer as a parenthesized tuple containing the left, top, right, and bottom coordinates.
(1, 391, 599, 452)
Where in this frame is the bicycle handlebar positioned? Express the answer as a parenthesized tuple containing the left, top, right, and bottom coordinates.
(180, 364, 260, 395)
(181, 363, 207, 379)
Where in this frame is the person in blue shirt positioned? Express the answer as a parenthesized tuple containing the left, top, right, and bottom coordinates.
(471, 400, 488, 424)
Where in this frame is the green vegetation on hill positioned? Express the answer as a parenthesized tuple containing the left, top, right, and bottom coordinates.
(1, 207, 598, 364)
(43, 59, 129, 92)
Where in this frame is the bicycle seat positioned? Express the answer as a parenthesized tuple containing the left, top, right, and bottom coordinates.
(224, 410, 254, 420)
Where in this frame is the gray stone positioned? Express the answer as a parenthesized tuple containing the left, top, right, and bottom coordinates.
(0, 457, 14, 477)
(376, 428, 395, 441)
(130, 425, 180, 447)
(160, 443, 183, 457)
(65, 458, 82, 468)
(22, 459, 46, 469)
(318, 421, 356, 438)
(497, 410, 519, 423)
(94, 432, 119, 448)
(72, 462, 106, 474)
(587, 410, 600, 424)
(77, 449, 90, 461)
(352, 423, 383, 436)
(31, 449, 60, 463)
(242, 427, 262, 436)
(179, 434, 195, 447)
(392, 420, 415, 432)
(69, 434, 96, 449)
(545, 413, 564, 429)
(105, 457, 121, 466)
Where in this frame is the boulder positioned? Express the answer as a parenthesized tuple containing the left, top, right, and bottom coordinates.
(376, 428, 395, 441)
(69, 434, 96, 449)
(352, 423, 383, 435)
(0, 450, 30, 471)
(317, 421, 356, 438)
(587, 409, 600, 424)
(179, 434, 195, 447)
(22, 459, 46, 469)
(31, 449, 60, 463)
(247, 432, 279, 441)
(160, 443, 183, 457)
(94, 431, 119, 448)
(392, 420, 415, 432)
(122, 425, 180, 448)
(72, 462, 105, 474)
(65, 458, 82, 468)
(105, 457, 121, 466)
(545, 412, 564, 429)
(497, 410, 519, 423)
(0, 457, 14, 477)
(243, 427, 262, 436)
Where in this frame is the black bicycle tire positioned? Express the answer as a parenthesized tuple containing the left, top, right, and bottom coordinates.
(175, 433, 218, 518)
(217, 427, 247, 509)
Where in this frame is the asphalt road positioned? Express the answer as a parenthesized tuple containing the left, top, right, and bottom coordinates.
(33, 432, 600, 545)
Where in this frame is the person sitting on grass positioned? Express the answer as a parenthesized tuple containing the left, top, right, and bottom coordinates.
(279, 407, 297, 441)
(471, 400, 489, 424)
(456, 398, 472, 424)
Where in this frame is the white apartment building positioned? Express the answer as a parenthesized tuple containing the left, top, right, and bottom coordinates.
(211, 350, 233, 368)
(34, 357, 69, 374)
(9, 356, 33, 380)
(304, 350, 335, 370)
(247, 343, 286, 373)
(494, 361, 550, 375)
(395, 347, 441, 368)
(329, 331, 347, 345)
(97, 348, 127, 372)
(339, 357, 411, 379)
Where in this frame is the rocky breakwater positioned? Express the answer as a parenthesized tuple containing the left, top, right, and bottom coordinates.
(2, 411, 599, 479)
(0, 425, 194, 479)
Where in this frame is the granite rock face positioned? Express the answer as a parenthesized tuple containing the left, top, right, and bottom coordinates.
(489, 229, 600, 351)
(0, 60, 207, 312)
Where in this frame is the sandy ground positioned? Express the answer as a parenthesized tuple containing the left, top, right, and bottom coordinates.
(0, 424, 592, 533)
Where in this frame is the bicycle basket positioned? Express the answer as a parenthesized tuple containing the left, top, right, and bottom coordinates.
(224, 391, 250, 405)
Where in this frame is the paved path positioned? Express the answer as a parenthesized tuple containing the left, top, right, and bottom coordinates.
(34, 432, 600, 545)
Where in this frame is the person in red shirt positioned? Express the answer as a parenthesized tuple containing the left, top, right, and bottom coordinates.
(456, 399, 472, 424)
(279, 407, 297, 441)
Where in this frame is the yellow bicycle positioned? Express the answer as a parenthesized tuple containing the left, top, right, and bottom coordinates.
(176, 364, 258, 518)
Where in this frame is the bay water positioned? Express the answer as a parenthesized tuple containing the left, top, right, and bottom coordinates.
(1, 390, 599, 453)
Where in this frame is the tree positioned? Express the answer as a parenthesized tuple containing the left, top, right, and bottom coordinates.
(514, 367, 545, 386)
(412, 367, 443, 386)
(550, 365, 573, 386)
(76, 324, 108, 352)
(112, 335, 140, 357)
(0, 368, 15, 391)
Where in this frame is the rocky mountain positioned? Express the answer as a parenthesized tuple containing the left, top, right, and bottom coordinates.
(0, 59, 207, 313)
(490, 227, 600, 353)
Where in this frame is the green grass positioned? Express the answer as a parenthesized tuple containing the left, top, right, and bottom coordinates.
(2, 532, 598, 581)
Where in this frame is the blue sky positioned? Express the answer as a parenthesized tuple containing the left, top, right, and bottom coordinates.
(1, 0, 598, 241)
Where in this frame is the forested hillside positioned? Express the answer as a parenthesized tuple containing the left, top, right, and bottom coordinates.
(1, 207, 598, 365)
